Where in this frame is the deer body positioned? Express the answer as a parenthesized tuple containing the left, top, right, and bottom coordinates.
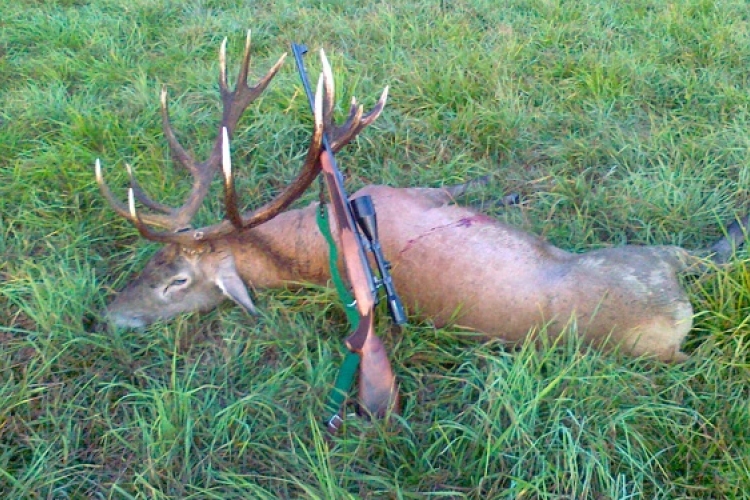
(109, 183, 695, 361)
(360, 186, 694, 361)
(99, 33, 746, 417)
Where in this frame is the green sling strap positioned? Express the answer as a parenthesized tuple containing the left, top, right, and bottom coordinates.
(316, 205, 360, 426)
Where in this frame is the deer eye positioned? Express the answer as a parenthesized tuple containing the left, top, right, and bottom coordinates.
(171, 278, 188, 287)
(163, 277, 190, 296)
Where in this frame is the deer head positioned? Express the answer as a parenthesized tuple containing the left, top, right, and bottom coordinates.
(98, 32, 388, 328)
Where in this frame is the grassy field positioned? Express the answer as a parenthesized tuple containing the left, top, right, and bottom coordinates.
(2, 0, 750, 497)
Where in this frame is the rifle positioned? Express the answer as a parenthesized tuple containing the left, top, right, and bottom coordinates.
(292, 43, 406, 431)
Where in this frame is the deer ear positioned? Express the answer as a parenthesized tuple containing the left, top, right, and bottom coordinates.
(213, 260, 258, 316)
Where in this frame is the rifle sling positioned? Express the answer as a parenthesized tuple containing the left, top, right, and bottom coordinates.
(316, 201, 360, 428)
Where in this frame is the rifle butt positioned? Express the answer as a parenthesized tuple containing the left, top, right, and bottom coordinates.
(356, 314, 400, 417)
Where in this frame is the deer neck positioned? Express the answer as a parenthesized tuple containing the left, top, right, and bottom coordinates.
(228, 204, 331, 289)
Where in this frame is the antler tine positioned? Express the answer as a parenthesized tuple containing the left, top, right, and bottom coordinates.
(160, 86, 199, 177)
(126, 163, 173, 214)
(126, 188, 191, 243)
(320, 49, 337, 137)
(236, 30, 253, 90)
(95, 158, 131, 221)
(222, 127, 244, 229)
(219, 37, 229, 96)
(351, 86, 388, 133)
(318, 49, 389, 153)
(330, 98, 364, 151)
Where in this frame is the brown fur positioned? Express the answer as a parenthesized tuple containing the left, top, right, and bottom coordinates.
(107, 184, 705, 361)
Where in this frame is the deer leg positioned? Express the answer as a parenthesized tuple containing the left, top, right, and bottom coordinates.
(443, 177, 520, 210)
(708, 213, 750, 264)
(442, 175, 490, 199)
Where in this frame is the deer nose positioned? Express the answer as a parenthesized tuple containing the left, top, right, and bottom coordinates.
(96, 307, 148, 329)
(84, 311, 137, 332)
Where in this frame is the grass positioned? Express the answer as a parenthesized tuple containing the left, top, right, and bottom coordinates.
(1, 0, 750, 497)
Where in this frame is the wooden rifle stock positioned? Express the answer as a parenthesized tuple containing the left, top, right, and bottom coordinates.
(318, 151, 375, 322)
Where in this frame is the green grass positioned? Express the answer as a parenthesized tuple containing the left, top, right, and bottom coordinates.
(2, 0, 750, 497)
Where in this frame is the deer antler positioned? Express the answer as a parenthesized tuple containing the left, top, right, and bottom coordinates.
(96, 31, 285, 237)
(96, 36, 387, 247)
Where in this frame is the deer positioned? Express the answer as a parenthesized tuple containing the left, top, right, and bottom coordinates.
(97, 33, 747, 415)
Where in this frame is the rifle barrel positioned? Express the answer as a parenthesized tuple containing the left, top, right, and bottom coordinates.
(291, 43, 335, 155)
